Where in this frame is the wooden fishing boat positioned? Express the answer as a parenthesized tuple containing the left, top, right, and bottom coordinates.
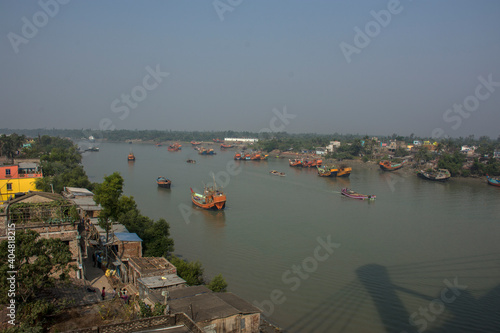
(234, 153, 242, 160)
(341, 188, 376, 200)
(270, 170, 286, 176)
(168, 143, 182, 151)
(289, 159, 302, 167)
(191, 141, 202, 146)
(186, 159, 196, 164)
(379, 160, 405, 171)
(486, 175, 500, 187)
(198, 147, 216, 155)
(190, 184, 226, 210)
(242, 153, 252, 160)
(317, 165, 332, 177)
(127, 152, 135, 161)
(220, 144, 234, 149)
(302, 159, 322, 168)
(156, 177, 171, 188)
(317, 165, 352, 177)
(417, 168, 451, 181)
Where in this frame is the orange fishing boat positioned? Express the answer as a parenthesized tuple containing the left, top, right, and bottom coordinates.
(191, 141, 202, 146)
(234, 153, 242, 160)
(190, 182, 226, 210)
(220, 143, 234, 149)
(168, 143, 182, 151)
(302, 159, 322, 168)
(127, 152, 135, 161)
(379, 160, 405, 171)
(289, 159, 302, 167)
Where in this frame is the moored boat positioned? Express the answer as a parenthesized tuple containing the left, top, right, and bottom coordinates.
(341, 188, 375, 200)
(317, 165, 332, 177)
(234, 153, 242, 160)
(486, 175, 500, 187)
(190, 184, 226, 210)
(191, 141, 202, 146)
(186, 159, 196, 164)
(270, 170, 286, 176)
(317, 165, 352, 177)
(379, 160, 404, 171)
(127, 152, 135, 161)
(289, 159, 302, 167)
(156, 177, 171, 188)
(198, 147, 216, 155)
(168, 143, 182, 151)
(302, 159, 322, 168)
(220, 144, 234, 149)
(417, 168, 451, 181)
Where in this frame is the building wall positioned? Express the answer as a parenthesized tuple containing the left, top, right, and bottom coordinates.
(199, 313, 260, 333)
(0, 166, 42, 202)
(117, 241, 142, 260)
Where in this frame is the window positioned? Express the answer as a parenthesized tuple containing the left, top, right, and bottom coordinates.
(6, 183, 12, 191)
(5, 169, 11, 176)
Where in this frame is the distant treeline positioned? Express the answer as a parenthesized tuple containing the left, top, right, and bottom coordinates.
(1, 128, 498, 146)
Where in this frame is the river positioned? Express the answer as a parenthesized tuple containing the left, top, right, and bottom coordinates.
(82, 142, 500, 333)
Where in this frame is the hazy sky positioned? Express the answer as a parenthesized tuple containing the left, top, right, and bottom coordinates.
(1, 1, 500, 138)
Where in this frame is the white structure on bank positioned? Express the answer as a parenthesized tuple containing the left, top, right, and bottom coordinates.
(224, 138, 259, 143)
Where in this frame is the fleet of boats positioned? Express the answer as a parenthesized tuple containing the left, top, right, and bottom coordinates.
(130, 141, 498, 210)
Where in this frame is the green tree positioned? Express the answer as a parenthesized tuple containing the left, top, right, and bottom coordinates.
(93, 172, 124, 246)
(0, 230, 72, 331)
(169, 256, 205, 286)
(207, 274, 228, 292)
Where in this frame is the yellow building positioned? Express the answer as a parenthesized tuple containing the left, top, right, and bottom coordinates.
(0, 163, 42, 203)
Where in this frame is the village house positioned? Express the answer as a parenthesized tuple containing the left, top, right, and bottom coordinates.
(168, 286, 262, 333)
(0, 191, 85, 278)
(62, 187, 102, 219)
(326, 141, 341, 153)
(0, 162, 42, 203)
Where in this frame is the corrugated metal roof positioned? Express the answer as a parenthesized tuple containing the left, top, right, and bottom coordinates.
(138, 274, 186, 289)
(64, 187, 94, 196)
(114, 232, 142, 242)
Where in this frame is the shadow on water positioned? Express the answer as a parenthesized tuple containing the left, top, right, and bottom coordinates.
(285, 253, 500, 333)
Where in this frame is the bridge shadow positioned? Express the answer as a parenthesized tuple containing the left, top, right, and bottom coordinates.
(284, 253, 500, 332)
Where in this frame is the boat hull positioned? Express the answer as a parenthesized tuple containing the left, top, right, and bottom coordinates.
(341, 188, 375, 200)
(486, 176, 500, 187)
(417, 169, 451, 181)
(379, 161, 404, 171)
(191, 192, 226, 210)
(157, 182, 171, 189)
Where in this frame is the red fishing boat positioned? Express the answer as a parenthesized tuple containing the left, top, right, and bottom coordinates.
(220, 144, 234, 149)
(379, 160, 405, 171)
(190, 183, 226, 210)
(156, 177, 171, 188)
(486, 175, 500, 187)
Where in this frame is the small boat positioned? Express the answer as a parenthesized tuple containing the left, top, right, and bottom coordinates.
(155, 143, 162, 147)
(220, 144, 234, 149)
(379, 160, 404, 171)
(127, 152, 135, 161)
(198, 147, 216, 155)
(289, 159, 302, 167)
(341, 188, 375, 200)
(317, 165, 352, 177)
(156, 177, 171, 188)
(168, 143, 182, 151)
(242, 153, 252, 160)
(86, 146, 99, 152)
(191, 141, 202, 146)
(190, 184, 226, 210)
(270, 170, 285, 177)
(417, 169, 451, 181)
(213, 138, 223, 143)
(186, 159, 196, 164)
(486, 175, 500, 187)
(234, 153, 242, 160)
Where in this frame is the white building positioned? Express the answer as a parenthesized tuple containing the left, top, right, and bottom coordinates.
(224, 138, 259, 143)
(326, 141, 341, 152)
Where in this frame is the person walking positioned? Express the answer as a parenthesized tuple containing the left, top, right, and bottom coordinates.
(101, 287, 106, 301)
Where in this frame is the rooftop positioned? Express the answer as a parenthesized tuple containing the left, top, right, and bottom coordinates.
(63, 187, 94, 197)
(129, 257, 176, 274)
(138, 274, 186, 289)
